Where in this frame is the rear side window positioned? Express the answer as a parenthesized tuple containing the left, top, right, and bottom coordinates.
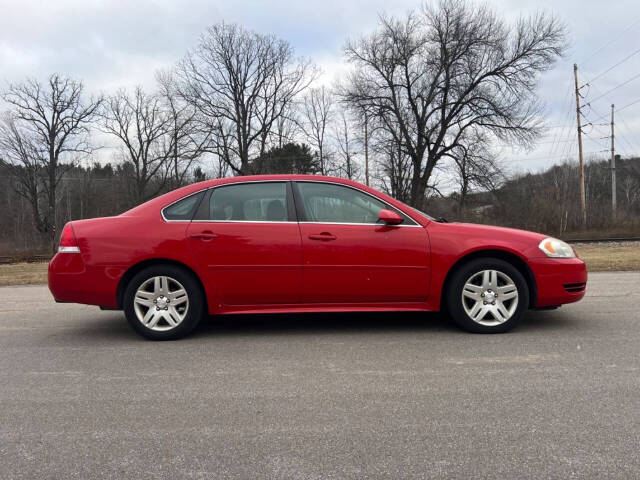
(208, 182, 290, 222)
(162, 191, 204, 221)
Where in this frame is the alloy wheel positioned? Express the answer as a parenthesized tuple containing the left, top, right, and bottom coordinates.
(133, 276, 189, 331)
(461, 269, 519, 326)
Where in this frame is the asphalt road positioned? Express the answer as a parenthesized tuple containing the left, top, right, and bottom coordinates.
(1, 272, 639, 479)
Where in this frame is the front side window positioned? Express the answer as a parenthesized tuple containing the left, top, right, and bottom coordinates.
(207, 182, 289, 222)
(297, 182, 413, 225)
(162, 191, 204, 221)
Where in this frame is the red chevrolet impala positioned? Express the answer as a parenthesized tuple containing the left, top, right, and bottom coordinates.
(48, 175, 587, 340)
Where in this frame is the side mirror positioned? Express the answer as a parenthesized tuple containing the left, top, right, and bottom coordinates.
(378, 209, 403, 225)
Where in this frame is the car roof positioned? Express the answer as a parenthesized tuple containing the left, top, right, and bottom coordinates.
(198, 174, 359, 187)
(121, 174, 431, 226)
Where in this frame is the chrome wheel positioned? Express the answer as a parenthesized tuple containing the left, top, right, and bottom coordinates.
(461, 269, 519, 326)
(133, 276, 189, 331)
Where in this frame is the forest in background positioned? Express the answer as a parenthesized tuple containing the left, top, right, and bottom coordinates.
(1, 154, 638, 255)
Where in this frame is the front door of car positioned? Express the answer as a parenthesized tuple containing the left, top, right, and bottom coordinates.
(294, 181, 430, 304)
(187, 181, 302, 305)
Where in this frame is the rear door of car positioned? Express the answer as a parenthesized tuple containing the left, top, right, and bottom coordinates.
(187, 181, 302, 305)
(293, 181, 430, 304)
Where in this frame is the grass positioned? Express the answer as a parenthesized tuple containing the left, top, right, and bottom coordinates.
(0, 242, 638, 287)
(572, 241, 640, 272)
(0, 262, 49, 287)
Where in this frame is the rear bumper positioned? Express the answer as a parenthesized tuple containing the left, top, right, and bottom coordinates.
(529, 257, 587, 307)
(48, 253, 121, 308)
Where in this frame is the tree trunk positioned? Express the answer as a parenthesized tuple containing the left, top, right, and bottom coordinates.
(48, 153, 57, 254)
(173, 129, 179, 187)
(459, 179, 468, 217)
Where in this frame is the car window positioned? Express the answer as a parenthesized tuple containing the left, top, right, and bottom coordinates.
(208, 182, 289, 222)
(162, 191, 204, 221)
(297, 182, 413, 225)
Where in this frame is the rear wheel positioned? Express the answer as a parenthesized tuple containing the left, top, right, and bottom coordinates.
(445, 258, 529, 333)
(123, 265, 204, 340)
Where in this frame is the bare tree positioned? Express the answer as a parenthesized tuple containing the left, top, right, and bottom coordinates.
(0, 117, 45, 233)
(333, 108, 360, 180)
(450, 132, 504, 213)
(272, 106, 300, 149)
(0, 74, 102, 250)
(373, 125, 415, 202)
(212, 155, 231, 179)
(620, 175, 640, 209)
(298, 86, 333, 175)
(100, 86, 172, 201)
(175, 22, 316, 174)
(341, 0, 566, 208)
(156, 71, 210, 188)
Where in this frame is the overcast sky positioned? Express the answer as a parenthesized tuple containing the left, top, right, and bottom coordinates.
(1, 0, 639, 175)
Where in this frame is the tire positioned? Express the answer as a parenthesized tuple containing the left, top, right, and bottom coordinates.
(123, 264, 205, 340)
(445, 258, 529, 333)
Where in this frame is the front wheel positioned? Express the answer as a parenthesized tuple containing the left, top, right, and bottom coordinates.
(123, 265, 204, 340)
(445, 258, 529, 333)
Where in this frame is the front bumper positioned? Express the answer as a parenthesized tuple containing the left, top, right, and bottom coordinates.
(529, 257, 587, 307)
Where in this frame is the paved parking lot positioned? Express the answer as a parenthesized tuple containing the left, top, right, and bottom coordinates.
(1, 271, 639, 479)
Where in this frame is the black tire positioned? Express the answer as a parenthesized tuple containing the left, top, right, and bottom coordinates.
(445, 257, 529, 333)
(123, 264, 205, 340)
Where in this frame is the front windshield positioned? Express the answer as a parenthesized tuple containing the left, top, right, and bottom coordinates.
(407, 205, 435, 221)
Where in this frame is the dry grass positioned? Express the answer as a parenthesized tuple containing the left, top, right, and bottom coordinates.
(0, 262, 49, 287)
(573, 241, 640, 272)
(0, 242, 638, 287)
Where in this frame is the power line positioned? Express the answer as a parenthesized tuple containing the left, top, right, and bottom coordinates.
(617, 97, 640, 113)
(578, 16, 640, 67)
(550, 80, 578, 158)
(592, 115, 636, 157)
(584, 88, 640, 155)
(586, 72, 640, 104)
(505, 150, 605, 162)
(558, 118, 576, 163)
(583, 47, 640, 86)
(537, 139, 575, 144)
(616, 116, 640, 154)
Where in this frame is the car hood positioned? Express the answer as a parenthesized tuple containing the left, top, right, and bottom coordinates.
(426, 221, 551, 258)
(439, 222, 548, 242)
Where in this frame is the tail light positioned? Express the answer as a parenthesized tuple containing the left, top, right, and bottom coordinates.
(58, 223, 80, 253)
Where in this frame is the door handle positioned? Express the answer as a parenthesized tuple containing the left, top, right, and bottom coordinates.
(308, 232, 337, 241)
(189, 230, 218, 241)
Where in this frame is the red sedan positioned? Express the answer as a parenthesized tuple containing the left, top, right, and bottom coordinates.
(48, 175, 587, 340)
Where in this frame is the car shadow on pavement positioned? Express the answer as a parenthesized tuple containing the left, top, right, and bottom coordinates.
(195, 311, 458, 338)
(68, 307, 579, 343)
(194, 308, 579, 338)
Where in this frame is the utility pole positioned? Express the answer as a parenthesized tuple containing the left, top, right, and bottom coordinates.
(610, 104, 617, 218)
(364, 111, 370, 186)
(573, 63, 587, 228)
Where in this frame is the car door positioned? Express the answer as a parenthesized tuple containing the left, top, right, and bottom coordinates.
(187, 181, 302, 305)
(294, 181, 430, 304)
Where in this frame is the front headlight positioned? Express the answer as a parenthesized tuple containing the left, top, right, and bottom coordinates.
(538, 237, 576, 258)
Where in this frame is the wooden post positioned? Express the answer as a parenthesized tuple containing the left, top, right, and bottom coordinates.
(611, 104, 616, 218)
(573, 64, 587, 228)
